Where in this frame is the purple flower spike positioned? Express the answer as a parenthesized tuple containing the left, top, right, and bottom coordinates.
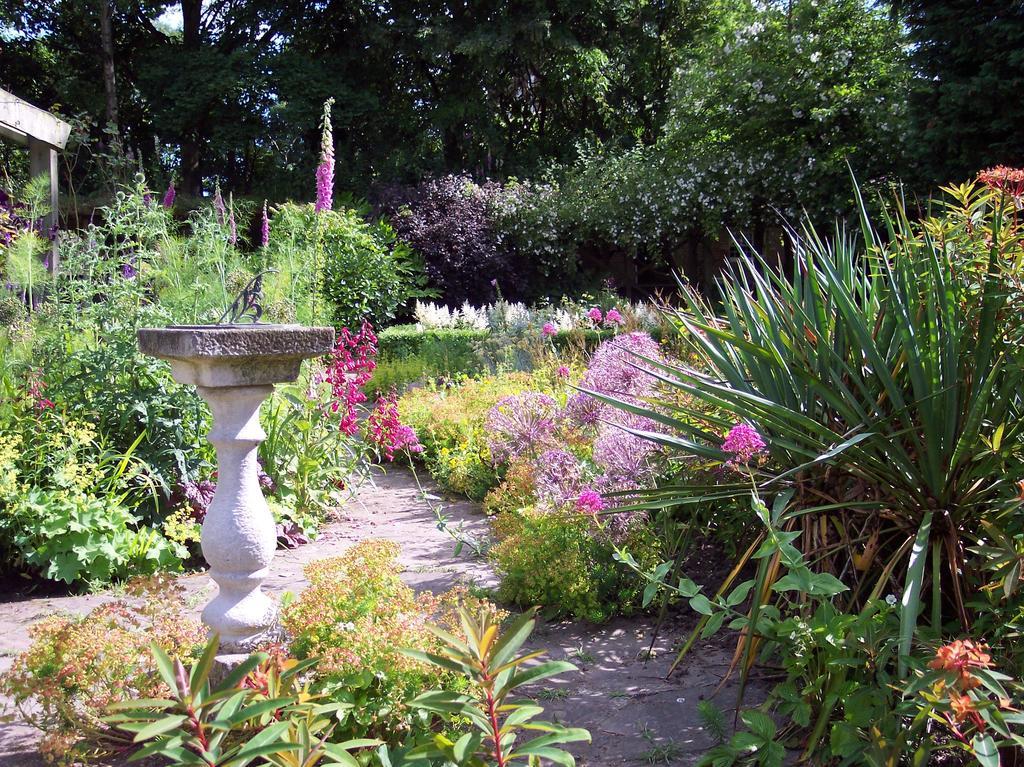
(315, 97, 335, 213)
(227, 193, 237, 245)
(260, 200, 270, 247)
(162, 181, 175, 208)
(213, 184, 226, 226)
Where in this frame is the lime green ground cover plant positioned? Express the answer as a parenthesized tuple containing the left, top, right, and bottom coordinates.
(398, 372, 554, 500)
(603, 174, 1024, 763)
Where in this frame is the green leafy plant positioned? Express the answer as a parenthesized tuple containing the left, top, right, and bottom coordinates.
(402, 607, 591, 766)
(281, 540, 499, 745)
(105, 635, 378, 766)
(5, 488, 183, 585)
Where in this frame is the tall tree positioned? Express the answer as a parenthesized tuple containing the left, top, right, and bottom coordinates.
(903, 0, 1024, 184)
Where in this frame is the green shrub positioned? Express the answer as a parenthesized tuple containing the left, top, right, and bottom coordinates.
(365, 354, 432, 396)
(370, 325, 489, 393)
(0, 294, 22, 327)
(269, 203, 430, 328)
(490, 508, 662, 623)
(378, 325, 487, 368)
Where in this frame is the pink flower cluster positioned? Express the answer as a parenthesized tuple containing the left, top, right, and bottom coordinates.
(585, 307, 624, 327)
(576, 489, 605, 514)
(367, 391, 423, 461)
(721, 423, 766, 464)
(25, 369, 54, 411)
(323, 322, 378, 435)
(542, 321, 557, 336)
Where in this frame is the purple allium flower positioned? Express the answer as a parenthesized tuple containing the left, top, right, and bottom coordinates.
(260, 200, 270, 247)
(542, 321, 557, 336)
(534, 449, 584, 506)
(315, 97, 335, 213)
(577, 489, 605, 515)
(592, 415, 661, 484)
(722, 423, 766, 464)
(162, 181, 175, 208)
(566, 332, 663, 428)
(486, 391, 560, 464)
(605, 308, 624, 326)
(587, 307, 603, 323)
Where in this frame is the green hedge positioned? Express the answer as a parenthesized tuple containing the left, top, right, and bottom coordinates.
(377, 325, 489, 358)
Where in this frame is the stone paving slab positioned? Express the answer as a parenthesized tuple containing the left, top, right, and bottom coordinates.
(0, 467, 751, 766)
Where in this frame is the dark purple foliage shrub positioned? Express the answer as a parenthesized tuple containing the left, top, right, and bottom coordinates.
(174, 479, 217, 523)
(378, 175, 526, 305)
(173, 465, 275, 525)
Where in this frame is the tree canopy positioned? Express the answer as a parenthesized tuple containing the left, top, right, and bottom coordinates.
(0, 0, 1021, 231)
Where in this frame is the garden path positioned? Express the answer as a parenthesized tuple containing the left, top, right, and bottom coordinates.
(0, 467, 746, 766)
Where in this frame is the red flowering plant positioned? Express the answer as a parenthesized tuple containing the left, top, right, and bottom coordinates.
(259, 321, 423, 533)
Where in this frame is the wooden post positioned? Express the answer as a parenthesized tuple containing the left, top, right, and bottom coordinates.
(28, 137, 59, 275)
(1, 88, 71, 277)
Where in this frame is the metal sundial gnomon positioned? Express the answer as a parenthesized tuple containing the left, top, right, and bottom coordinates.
(217, 269, 279, 325)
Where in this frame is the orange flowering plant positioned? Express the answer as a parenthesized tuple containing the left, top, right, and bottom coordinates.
(906, 638, 1024, 764)
(0, 576, 206, 764)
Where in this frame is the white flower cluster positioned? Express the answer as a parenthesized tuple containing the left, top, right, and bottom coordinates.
(414, 300, 492, 330)
(412, 299, 662, 333)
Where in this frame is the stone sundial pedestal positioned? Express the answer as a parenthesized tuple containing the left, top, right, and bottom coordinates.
(138, 324, 333, 653)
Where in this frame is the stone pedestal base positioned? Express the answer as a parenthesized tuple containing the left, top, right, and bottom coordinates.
(137, 324, 334, 653)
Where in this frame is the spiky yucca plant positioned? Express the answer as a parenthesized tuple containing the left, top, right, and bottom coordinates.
(599, 180, 1024, 678)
